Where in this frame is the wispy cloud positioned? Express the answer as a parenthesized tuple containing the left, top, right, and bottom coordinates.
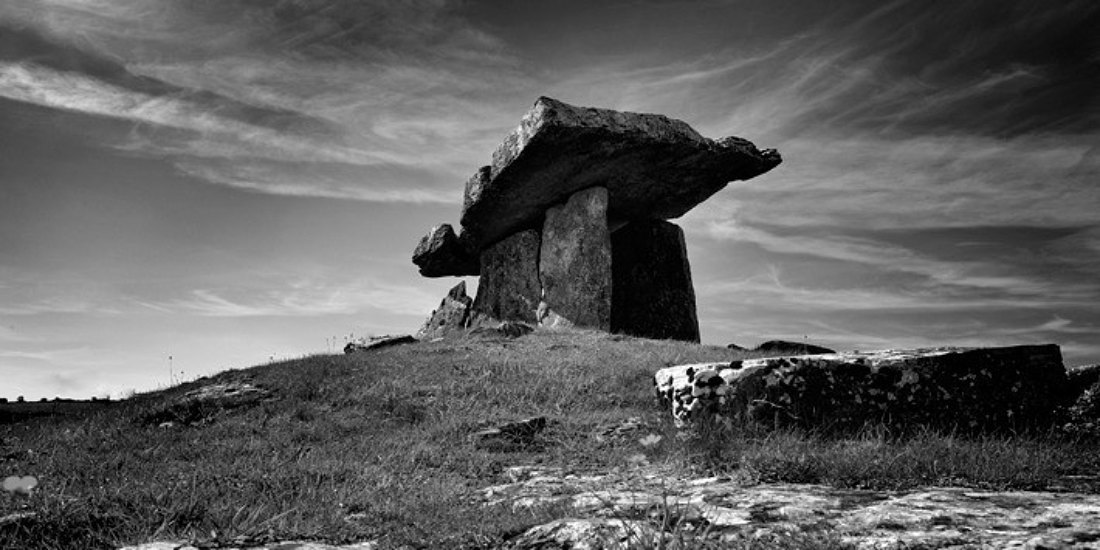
(145, 280, 440, 319)
(0, 0, 535, 203)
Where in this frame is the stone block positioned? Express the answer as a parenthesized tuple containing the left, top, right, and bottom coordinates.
(610, 219, 699, 341)
(471, 229, 541, 325)
(412, 224, 479, 277)
(538, 187, 612, 330)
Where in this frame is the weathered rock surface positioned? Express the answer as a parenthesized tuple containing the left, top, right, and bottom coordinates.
(655, 345, 1067, 432)
(755, 340, 836, 355)
(411, 223, 479, 277)
(415, 281, 473, 339)
(610, 219, 699, 341)
(538, 187, 612, 330)
(139, 382, 274, 427)
(343, 334, 416, 354)
(460, 96, 782, 248)
(483, 468, 1100, 549)
(471, 229, 542, 325)
(470, 416, 549, 451)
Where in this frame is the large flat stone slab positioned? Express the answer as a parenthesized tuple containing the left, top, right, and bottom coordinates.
(471, 229, 541, 325)
(537, 187, 612, 330)
(610, 219, 699, 341)
(460, 96, 782, 248)
(655, 345, 1067, 432)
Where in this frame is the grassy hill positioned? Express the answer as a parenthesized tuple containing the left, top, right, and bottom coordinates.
(2, 329, 1098, 549)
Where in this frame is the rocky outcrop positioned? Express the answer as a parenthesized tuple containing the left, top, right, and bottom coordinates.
(482, 468, 1100, 549)
(469, 416, 548, 451)
(471, 229, 542, 326)
(139, 382, 274, 427)
(610, 220, 699, 341)
(655, 345, 1067, 433)
(411, 224, 478, 277)
(412, 97, 781, 341)
(343, 335, 416, 353)
(538, 187, 612, 330)
(459, 96, 781, 248)
(416, 281, 473, 339)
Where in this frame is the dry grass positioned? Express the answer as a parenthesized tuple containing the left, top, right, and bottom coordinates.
(1, 329, 1096, 549)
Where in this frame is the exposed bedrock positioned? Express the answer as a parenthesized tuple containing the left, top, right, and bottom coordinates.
(538, 187, 612, 330)
(655, 345, 1068, 433)
(470, 229, 542, 326)
(610, 219, 699, 342)
(459, 96, 782, 249)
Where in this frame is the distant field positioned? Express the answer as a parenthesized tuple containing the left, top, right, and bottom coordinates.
(0, 400, 115, 425)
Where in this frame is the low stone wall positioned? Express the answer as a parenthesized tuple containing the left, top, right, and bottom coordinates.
(654, 345, 1067, 433)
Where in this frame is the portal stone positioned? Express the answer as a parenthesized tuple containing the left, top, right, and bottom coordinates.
(611, 220, 699, 342)
(538, 187, 612, 330)
(471, 229, 541, 325)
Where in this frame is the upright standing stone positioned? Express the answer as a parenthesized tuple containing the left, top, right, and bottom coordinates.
(611, 220, 699, 342)
(472, 229, 542, 325)
(538, 187, 612, 330)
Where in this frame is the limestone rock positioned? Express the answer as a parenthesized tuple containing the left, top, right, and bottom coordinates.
(483, 470, 1100, 550)
(470, 416, 548, 451)
(610, 220, 699, 341)
(538, 187, 612, 330)
(139, 381, 273, 427)
(655, 345, 1067, 433)
(755, 340, 835, 355)
(460, 96, 782, 248)
(344, 334, 416, 353)
(471, 229, 541, 325)
(416, 281, 473, 339)
(120, 541, 378, 550)
(411, 224, 479, 277)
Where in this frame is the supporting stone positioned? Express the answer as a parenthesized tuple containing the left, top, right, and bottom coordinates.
(538, 187, 612, 330)
(611, 220, 699, 342)
(471, 229, 541, 325)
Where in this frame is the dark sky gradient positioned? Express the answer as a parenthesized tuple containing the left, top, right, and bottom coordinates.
(1, 0, 1098, 399)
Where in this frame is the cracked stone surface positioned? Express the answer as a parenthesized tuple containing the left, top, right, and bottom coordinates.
(481, 467, 1100, 549)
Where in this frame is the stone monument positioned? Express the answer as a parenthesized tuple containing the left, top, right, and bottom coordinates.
(413, 97, 781, 340)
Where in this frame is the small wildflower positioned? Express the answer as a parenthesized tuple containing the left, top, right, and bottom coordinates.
(638, 434, 662, 447)
(2, 475, 38, 497)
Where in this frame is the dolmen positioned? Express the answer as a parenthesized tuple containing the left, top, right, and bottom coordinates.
(655, 345, 1069, 434)
(413, 97, 781, 340)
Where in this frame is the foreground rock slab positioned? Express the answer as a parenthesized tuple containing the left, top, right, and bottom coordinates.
(655, 345, 1067, 432)
(483, 468, 1100, 549)
(460, 96, 782, 248)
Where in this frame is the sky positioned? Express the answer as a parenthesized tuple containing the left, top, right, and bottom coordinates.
(1, 0, 1098, 400)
